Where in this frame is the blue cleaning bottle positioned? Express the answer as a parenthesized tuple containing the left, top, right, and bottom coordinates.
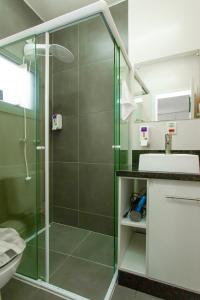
(130, 194, 146, 222)
(134, 194, 146, 213)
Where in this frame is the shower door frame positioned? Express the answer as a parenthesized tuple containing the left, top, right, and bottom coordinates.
(44, 31, 50, 283)
(0, 1, 132, 69)
(0, 1, 133, 299)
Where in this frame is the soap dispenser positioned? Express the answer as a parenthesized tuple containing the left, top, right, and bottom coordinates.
(140, 125, 149, 147)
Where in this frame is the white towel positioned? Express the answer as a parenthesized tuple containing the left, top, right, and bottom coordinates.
(121, 99, 135, 121)
(0, 228, 26, 268)
(120, 80, 135, 121)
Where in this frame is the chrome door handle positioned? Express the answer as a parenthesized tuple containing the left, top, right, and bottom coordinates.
(36, 145, 45, 150)
(165, 195, 200, 202)
(112, 145, 121, 149)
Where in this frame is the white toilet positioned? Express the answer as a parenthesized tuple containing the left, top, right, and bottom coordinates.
(0, 254, 23, 299)
(0, 228, 25, 300)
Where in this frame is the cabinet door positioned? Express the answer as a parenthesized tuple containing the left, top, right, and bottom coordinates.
(147, 180, 200, 292)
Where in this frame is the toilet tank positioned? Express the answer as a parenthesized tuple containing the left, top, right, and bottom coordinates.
(3, 176, 36, 216)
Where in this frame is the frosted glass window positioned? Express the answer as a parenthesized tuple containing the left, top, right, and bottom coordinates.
(0, 55, 34, 109)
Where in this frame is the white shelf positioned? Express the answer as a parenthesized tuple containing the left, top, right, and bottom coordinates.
(121, 215, 146, 229)
(120, 233, 146, 276)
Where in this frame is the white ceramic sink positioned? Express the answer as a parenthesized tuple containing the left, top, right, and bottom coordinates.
(139, 154, 200, 174)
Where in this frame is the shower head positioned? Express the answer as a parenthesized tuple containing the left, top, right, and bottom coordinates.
(50, 44, 74, 63)
(24, 43, 74, 63)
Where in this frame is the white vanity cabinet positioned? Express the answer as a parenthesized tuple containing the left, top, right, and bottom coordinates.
(118, 176, 200, 294)
(148, 179, 200, 292)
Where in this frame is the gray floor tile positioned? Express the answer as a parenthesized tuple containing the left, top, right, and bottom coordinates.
(73, 232, 114, 266)
(50, 256, 113, 300)
(112, 285, 136, 300)
(18, 244, 68, 279)
(32, 223, 90, 254)
(31, 289, 63, 300)
(2, 279, 37, 300)
(136, 292, 163, 300)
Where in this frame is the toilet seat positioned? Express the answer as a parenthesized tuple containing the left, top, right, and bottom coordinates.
(0, 228, 25, 292)
(0, 228, 26, 269)
(0, 253, 22, 289)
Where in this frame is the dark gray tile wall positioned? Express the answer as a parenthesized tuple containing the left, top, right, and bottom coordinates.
(53, 163, 78, 209)
(0, 0, 41, 39)
(110, 1, 128, 51)
(52, 1, 128, 235)
(79, 164, 114, 216)
(79, 112, 114, 164)
(79, 59, 114, 114)
(51, 23, 79, 227)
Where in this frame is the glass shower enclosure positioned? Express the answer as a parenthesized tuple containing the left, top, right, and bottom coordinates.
(0, 1, 133, 299)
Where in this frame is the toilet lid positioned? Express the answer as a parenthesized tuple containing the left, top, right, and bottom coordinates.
(0, 228, 26, 268)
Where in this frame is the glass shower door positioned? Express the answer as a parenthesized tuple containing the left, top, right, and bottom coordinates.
(46, 13, 118, 299)
(0, 37, 40, 279)
(114, 46, 132, 270)
(0, 2, 132, 298)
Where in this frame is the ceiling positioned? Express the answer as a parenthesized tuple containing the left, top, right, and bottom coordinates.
(24, 0, 125, 21)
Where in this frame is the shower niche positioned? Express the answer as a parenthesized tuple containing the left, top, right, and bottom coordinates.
(118, 177, 147, 277)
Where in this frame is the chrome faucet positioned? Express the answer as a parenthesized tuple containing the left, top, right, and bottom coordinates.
(165, 134, 172, 154)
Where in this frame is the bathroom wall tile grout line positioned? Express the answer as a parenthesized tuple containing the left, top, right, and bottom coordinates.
(53, 161, 114, 166)
(52, 222, 114, 238)
(26, 243, 113, 277)
(69, 255, 113, 269)
(53, 205, 115, 219)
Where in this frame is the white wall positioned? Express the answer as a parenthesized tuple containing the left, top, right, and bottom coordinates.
(130, 0, 200, 64)
(131, 119, 200, 150)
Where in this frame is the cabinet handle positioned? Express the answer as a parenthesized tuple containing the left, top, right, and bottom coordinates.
(165, 195, 200, 202)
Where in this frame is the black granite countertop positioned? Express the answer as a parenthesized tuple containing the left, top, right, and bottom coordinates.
(116, 168, 200, 182)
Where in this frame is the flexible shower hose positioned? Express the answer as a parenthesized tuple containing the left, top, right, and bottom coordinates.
(23, 107, 31, 181)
